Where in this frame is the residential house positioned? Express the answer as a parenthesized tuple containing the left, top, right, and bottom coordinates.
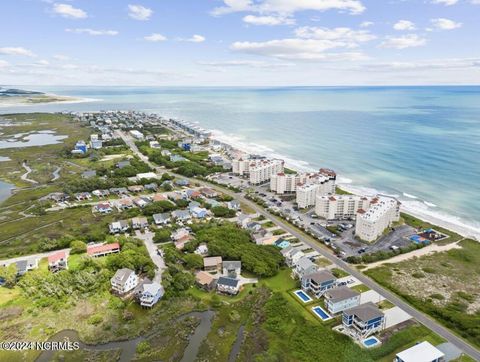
(246, 221, 262, 233)
(139, 282, 164, 308)
(95, 202, 112, 214)
(149, 141, 161, 149)
(14, 258, 39, 276)
(87, 242, 120, 258)
(342, 302, 385, 339)
(199, 187, 218, 198)
(226, 200, 240, 210)
(324, 286, 360, 314)
(204, 256, 223, 273)
(395, 341, 445, 362)
(204, 198, 221, 207)
(75, 192, 92, 201)
(109, 220, 130, 234)
(170, 154, 186, 162)
(275, 239, 291, 249)
(167, 192, 183, 201)
(110, 187, 129, 195)
(116, 160, 131, 169)
(185, 189, 202, 199)
(281, 247, 305, 267)
(128, 185, 144, 193)
(92, 189, 110, 198)
(48, 251, 68, 273)
(216, 277, 240, 295)
(188, 201, 201, 210)
(153, 212, 171, 225)
(133, 197, 149, 208)
(117, 198, 134, 210)
(237, 213, 252, 228)
(191, 206, 208, 219)
(144, 183, 158, 192)
(152, 193, 168, 202)
(81, 170, 97, 179)
(111, 268, 139, 295)
(172, 210, 192, 222)
(223, 261, 241, 278)
(171, 228, 190, 241)
(195, 271, 216, 291)
(194, 243, 208, 256)
(301, 269, 336, 298)
(136, 172, 159, 181)
(175, 179, 190, 187)
(131, 217, 149, 230)
(161, 150, 171, 157)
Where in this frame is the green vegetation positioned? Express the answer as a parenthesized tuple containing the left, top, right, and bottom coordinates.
(195, 222, 283, 277)
(351, 284, 370, 293)
(331, 267, 349, 278)
(211, 205, 236, 218)
(335, 187, 352, 195)
(366, 239, 480, 348)
(401, 213, 462, 244)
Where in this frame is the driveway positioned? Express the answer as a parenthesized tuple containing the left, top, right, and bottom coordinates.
(384, 306, 412, 329)
(360, 290, 385, 304)
(135, 230, 166, 284)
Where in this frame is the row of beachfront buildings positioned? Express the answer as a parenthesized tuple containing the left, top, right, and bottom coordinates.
(231, 154, 400, 242)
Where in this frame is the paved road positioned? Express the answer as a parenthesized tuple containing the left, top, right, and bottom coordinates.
(134, 230, 165, 284)
(120, 127, 480, 360)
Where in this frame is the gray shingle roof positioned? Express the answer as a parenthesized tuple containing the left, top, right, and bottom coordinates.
(325, 286, 359, 302)
(343, 302, 383, 322)
(217, 277, 239, 288)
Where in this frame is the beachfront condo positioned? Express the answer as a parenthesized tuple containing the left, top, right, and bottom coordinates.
(355, 196, 401, 242)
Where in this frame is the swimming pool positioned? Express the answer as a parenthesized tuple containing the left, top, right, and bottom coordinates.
(294, 290, 312, 303)
(312, 306, 332, 321)
(362, 337, 381, 348)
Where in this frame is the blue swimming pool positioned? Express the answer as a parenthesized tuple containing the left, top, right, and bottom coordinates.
(312, 306, 332, 321)
(362, 337, 381, 348)
(294, 290, 312, 303)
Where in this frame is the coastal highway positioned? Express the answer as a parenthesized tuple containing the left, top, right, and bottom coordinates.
(118, 130, 480, 361)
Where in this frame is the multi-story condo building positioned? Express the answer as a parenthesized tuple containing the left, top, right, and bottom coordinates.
(315, 195, 372, 220)
(248, 159, 284, 185)
(324, 286, 360, 314)
(232, 158, 251, 176)
(270, 173, 305, 194)
(342, 302, 385, 339)
(355, 196, 401, 242)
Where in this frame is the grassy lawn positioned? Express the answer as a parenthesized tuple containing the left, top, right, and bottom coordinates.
(331, 267, 350, 278)
(366, 238, 480, 349)
(378, 300, 395, 310)
(352, 284, 371, 293)
(315, 257, 333, 268)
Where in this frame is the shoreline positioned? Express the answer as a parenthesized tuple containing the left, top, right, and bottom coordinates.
(201, 126, 480, 241)
(0, 94, 101, 108)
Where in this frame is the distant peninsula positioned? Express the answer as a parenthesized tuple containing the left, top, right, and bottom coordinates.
(0, 87, 84, 107)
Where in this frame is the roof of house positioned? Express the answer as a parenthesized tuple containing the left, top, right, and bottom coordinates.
(343, 302, 384, 322)
(15, 260, 28, 272)
(280, 245, 293, 256)
(87, 242, 120, 255)
(153, 212, 170, 221)
(173, 210, 191, 218)
(204, 256, 222, 267)
(395, 341, 445, 362)
(304, 269, 335, 283)
(111, 268, 135, 285)
(217, 276, 239, 288)
(195, 271, 215, 285)
(48, 251, 67, 264)
(223, 261, 241, 270)
(325, 286, 359, 302)
(142, 282, 163, 296)
(297, 256, 316, 271)
(132, 217, 148, 224)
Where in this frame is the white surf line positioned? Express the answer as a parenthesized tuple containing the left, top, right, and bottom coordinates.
(21, 162, 38, 184)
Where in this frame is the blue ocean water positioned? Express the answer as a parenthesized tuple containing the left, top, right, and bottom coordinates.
(1, 86, 479, 237)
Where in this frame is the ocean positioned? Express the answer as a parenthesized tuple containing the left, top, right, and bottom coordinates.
(1, 86, 479, 238)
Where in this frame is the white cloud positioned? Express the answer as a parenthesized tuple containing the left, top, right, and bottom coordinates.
(198, 60, 293, 68)
(243, 15, 295, 26)
(0, 47, 36, 57)
(361, 58, 480, 71)
(128, 4, 153, 21)
(360, 21, 374, 28)
(393, 20, 416, 31)
(144, 33, 167, 42)
(181, 35, 206, 43)
(53, 54, 70, 61)
(0, 60, 9, 68)
(212, 0, 365, 16)
(66, 28, 119, 36)
(35, 60, 50, 66)
(52, 3, 87, 19)
(431, 0, 458, 5)
(380, 34, 427, 49)
(294, 26, 376, 44)
(430, 18, 462, 30)
(231, 38, 368, 60)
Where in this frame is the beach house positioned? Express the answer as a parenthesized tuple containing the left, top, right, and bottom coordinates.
(153, 212, 171, 225)
(301, 269, 336, 298)
(48, 251, 68, 273)
(195, 271, 216, 291)
(223, 261, 242, 278)
(139, 282, 164, 308)
(216, 277, 240, 295)
(111, 268, 139, 295)
(294, 257, 318, 279)
(204, 256, 223, 273)
(342, 302, 385, 339)
(87, 242, 120, 258)
(131, 217, 149, 230)
(324, 286, 360, 314)
(109, 220, 130, 234)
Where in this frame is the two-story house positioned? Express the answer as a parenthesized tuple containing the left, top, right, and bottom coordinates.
(324, 286, 360, 314)
(342, 302, 385, 339)
(301, 269, 336, 298)
(111, 268, 139, 295)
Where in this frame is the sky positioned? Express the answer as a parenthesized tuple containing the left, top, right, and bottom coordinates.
(0, 0, 480, 86)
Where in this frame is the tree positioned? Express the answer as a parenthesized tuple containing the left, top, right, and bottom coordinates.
(153, 229, 171, 243)
(0, 264, 17, 288)
(211, 206, 236, 218)
(172, 271, 194, 291)
(70, 240, 87, 254)
(183, 254, 203, 270)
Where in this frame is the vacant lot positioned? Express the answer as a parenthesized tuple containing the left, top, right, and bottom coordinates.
(367, 238, 480, 348)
